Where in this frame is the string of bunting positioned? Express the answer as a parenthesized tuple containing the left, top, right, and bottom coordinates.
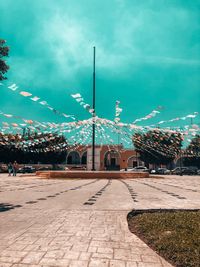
(0, 80, 200, 152)
(0, 82, 75, 120)
(132, 109, 160, 124)
(114, 100, 122, 123)
(71, 93, 94, 114)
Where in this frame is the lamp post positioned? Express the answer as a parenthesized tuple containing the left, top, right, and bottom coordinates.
(92, 46, 96, 171)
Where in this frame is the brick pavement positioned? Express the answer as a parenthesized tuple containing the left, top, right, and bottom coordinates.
(0, 174, 199, 266)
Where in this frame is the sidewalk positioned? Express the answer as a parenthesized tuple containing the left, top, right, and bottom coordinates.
(0, 210, 173, 267)
(1, 174, 199, 266)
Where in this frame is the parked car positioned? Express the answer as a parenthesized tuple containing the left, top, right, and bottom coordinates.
(150, 169, 156, 174)
(18, 166, 36, 173)
(132, 166, 149, 172)
(156, 168, 171, 175)
(182, 167, 198, 175)
(171, 167, 188, 175)
(171, 167, 198, 175)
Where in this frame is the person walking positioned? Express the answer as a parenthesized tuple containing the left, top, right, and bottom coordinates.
(8, 162, 12, 176)
(12, 161, 19, 176)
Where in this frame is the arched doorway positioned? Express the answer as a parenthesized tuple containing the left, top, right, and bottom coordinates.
(127, 156, 138, 168)
(175, 157, 186, 168)
(67, 151, 80, 165)
(81, 151, 87, 165)
(104, 150, 120, 170)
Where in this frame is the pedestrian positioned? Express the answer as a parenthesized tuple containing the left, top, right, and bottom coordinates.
(12, 161, 19, 176)
(8, 162, 12, 176)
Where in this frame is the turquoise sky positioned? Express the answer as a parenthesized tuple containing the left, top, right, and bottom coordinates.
(0, 0, 200, 126)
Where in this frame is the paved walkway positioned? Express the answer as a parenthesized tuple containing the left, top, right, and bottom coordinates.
(0, 174, 199, 267)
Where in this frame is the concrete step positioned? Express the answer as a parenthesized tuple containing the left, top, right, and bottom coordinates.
(36, 170, 149, 179)
(38, 172, 50, 179)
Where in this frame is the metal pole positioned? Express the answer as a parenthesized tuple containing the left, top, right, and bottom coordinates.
(22, 127, 26, 137)
(118, 130, 120, 150)
(92, 46, 96, 171)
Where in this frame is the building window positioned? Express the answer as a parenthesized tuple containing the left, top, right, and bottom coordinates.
(104, 150, 120, 170)
(67, 151, 80, 165)
(81, 151, 87, 164)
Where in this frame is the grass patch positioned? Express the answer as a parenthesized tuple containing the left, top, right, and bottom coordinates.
(128, 209, 200, 267)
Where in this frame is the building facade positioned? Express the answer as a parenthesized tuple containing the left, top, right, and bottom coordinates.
(66, 145, 144, 171)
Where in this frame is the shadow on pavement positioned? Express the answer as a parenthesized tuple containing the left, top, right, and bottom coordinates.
(0, 203, 22, 212)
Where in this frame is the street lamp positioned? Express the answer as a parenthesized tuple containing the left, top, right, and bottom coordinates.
(92, 46, 96, 171)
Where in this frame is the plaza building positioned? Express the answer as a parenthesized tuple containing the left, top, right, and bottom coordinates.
(66, 145, 144, 171)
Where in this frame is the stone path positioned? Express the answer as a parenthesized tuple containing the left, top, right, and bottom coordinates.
(0, 174, 199, 267)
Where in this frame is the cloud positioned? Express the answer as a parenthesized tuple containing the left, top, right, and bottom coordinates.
(41, 12, 130, 74)
(0, 0, 199, 123)
(135, 56, 200, 66)
(39, 1, 200, 78)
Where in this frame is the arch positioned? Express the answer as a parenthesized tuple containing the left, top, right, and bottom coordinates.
(175, 157, 187, 167)
(67, 151, 81, 165)
(127, 154, 145, 168)
(104, 150, 120, 170)
(127, 155, 138, 168)
(81, 151, 87, 165)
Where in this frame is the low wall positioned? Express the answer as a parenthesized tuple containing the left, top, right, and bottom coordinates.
(36, 170, 149, 179)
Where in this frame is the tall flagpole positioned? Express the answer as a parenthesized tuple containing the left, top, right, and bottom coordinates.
(92, 46, 96, 171)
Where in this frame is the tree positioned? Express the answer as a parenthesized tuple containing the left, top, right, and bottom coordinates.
(133, 130, 183, 166)
(0, 39, 9, 80)
(0, 132, 67, 164)
(183, 135, 200, 168)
